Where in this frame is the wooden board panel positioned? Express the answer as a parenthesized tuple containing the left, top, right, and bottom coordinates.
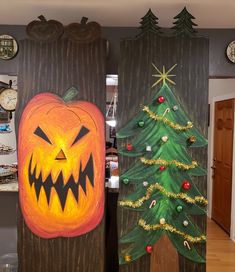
(16, 38, 106, 272)
(117, 35, 209, 272)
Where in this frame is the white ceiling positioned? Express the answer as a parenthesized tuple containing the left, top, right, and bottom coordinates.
(1, 0, 235, 28)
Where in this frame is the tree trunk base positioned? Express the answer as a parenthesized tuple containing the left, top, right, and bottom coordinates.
(151, 235, 179, 272)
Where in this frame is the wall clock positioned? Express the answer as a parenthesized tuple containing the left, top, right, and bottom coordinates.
(0, 88, 18, 111)
(0, 34, 18, 60)
(226, 40, 235, 63)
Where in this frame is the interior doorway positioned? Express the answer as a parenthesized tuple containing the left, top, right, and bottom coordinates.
(208, 78, 235, 241)
(212, 99, 234, 233)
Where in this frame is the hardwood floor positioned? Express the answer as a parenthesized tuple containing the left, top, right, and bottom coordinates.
(207, 218, 235, 272)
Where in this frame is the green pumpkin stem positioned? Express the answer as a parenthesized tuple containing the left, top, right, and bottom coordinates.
(62, 87, 79, 102)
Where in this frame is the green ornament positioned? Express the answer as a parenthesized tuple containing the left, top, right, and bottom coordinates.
(176, 205, 183, 213)
(138, 120, 145, 127)
(123, 178, 129, 184)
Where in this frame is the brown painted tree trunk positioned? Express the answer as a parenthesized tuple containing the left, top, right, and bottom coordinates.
(151, 236, 179, 272)
(117, 34, 208, 272)
(16, 37, 106, 272)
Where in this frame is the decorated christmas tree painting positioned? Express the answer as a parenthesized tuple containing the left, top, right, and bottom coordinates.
(117, 64, 208, 264)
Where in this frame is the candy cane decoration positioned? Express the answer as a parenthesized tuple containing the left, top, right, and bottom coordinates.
(149, 200, 157, 209)
(183, 240, 191, 250)
(163, 108, 170, 117)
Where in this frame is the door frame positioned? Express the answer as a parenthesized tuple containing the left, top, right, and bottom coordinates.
(208, 92, 235, 241)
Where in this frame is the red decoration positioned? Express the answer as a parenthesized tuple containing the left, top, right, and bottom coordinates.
(182, 180, 191, 190)
(157, 96, 165, 103)
(159, 165, 166, 171)
(146, 245, 153, 253)
(126, 143, 133, 151)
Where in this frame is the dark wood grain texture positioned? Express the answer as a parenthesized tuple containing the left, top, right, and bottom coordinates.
(16, 38, 106, 272)
(117, 34, 209, 272)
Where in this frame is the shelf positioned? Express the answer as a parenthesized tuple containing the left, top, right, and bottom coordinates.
(0, 150, 16, 155)
(0, 130, 12, 133)
(0, 180, 18, 192)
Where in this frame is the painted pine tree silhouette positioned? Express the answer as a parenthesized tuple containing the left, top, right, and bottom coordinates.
(172, 7, 198, 36)
(137, 9, 162, 37)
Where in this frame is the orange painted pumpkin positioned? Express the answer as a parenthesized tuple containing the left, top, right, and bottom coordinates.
(18, 92, 105, 238)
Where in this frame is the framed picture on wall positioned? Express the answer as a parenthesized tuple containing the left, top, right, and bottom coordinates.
(0, 34, 18, 60)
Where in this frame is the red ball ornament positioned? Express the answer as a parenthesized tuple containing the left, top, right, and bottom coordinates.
(146, 245, 153, 253)
(182, 180, 191, 190)
(157, 96, 165, 103)
(126, 143, 133, 151)
(159, 165, 166, 171)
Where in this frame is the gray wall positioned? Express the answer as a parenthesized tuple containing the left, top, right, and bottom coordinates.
(1, 26, 235, 76)
(103, 27, 235, 76)
(0, 24, 235, 258)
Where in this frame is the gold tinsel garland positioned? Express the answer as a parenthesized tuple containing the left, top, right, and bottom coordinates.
(142, 106, 193, 131)
(138, 219, 206, 243)
(140, 157, 198, 170)
(119, 183, 208, 208)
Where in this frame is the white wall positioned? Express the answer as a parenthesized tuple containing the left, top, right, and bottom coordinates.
(208, 78, 235, 241)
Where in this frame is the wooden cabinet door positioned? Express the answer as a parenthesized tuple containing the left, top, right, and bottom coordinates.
(212, 99, 234, 233)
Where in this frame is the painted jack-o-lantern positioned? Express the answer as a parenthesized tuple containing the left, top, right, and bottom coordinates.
(18, 92, 105, 238)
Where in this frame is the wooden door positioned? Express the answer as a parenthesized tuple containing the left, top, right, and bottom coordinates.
(212, 99, 234, 233)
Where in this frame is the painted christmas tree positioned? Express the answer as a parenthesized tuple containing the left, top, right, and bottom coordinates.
(117, 64, 207, 264)
(172, 7, 198, 36)
(137, 9, 162, 37)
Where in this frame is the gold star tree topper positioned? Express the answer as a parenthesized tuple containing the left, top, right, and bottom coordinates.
(152, 63, 177, 87)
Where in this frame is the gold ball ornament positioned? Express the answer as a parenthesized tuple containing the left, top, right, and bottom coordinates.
(188, 136, 196, 144)
(124, 254, 131, 262)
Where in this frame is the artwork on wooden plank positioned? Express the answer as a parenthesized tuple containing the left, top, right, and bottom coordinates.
(18, 91, 105, 238)
(117, 64, 208, 264)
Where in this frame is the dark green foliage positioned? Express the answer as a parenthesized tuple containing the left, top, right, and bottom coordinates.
(137, 9, 162, 37)
(172, 7, 198, 37)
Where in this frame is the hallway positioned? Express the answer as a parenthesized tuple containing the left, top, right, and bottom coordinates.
(207, 218, 235, 272)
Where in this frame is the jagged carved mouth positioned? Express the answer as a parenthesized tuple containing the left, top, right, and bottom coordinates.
(28, 154, 94, 210)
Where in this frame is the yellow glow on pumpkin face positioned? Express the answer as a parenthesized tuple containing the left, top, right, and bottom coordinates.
(18, 93, 105, 238)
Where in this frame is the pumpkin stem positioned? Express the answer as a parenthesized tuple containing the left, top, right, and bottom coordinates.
(81, 17, 88, 25)
(38, 15, 47, 22)
(62, 87, 79, 102)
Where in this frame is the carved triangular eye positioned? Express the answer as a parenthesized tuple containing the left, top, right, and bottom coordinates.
(72, 126, 90, 146)
(34, 127, 52, 144)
